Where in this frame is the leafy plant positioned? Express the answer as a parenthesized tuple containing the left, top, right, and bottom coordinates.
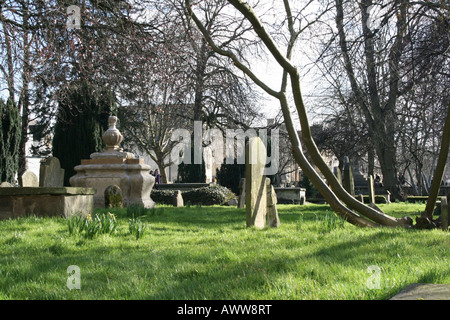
(68, 212, 117, 239)
(128, 218, 147, 240)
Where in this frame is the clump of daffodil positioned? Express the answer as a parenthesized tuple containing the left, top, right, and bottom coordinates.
(68, 212, 117, 239)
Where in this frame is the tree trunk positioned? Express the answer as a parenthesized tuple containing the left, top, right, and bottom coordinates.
(424, 101, 450, 219)
(186, 0, 409, 228)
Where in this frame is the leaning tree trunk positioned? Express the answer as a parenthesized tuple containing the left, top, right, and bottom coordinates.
(186, 0, 410, 228)
(422, 101, 450, 221)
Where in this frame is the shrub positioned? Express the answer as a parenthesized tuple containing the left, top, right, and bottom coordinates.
(182, 185, 231, 206)
(151, 189, 176, 205)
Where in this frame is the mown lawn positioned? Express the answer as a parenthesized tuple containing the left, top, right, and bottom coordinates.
(0, 203, 448, 300)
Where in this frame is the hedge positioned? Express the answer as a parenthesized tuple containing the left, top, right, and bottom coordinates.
(151, 185, 234, 206)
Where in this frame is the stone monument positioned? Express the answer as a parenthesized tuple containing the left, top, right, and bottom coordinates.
(245, 137, 268, 229)
(267, 179, 280, 228)
(70, 116, 155, 208)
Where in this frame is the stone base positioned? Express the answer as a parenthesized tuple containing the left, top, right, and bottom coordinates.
(70, 160, 156, 209)
(390, 283, 450, 300)
(0, 187, 95, 219)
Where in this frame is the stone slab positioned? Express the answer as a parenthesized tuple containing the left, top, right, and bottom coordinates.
(0, 187, 95, 219)
(390, 283, 450, 300)
(0, 187, 95, 196)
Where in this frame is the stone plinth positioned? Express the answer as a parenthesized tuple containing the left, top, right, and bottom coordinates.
(69, 116, 155, 209)
(0, 187, 94, 219)
(70, 157, 155, 209)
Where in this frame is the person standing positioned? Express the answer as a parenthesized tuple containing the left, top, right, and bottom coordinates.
(154, 169, 162, 185)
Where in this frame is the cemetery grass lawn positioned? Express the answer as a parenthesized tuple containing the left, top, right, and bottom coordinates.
(0, 202, 448, 300)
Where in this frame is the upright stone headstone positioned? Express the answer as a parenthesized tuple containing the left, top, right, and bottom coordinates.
(267, 179, 280, 228)
(173, 190, 184, 207)
(39, 157, 65, 187)
(333, 167, 342, 186)
(238, 178, 246, 209)
(245, 137, 268, 229)
(20, 170, 38, 187)
(343, 156, 355, 196)
(441, 196, 448, 231)
(104, 185, 123, 208)
(368, 175, 375, 204)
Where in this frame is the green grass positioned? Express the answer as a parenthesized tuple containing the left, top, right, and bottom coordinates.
(0, 203, 448, 300)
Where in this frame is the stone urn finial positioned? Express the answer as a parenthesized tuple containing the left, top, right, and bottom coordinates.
(102, 116, 123, 151)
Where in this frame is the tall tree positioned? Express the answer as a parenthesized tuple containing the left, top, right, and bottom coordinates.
(0, 98, 21, 183)
(52, 81, 116, 185)
(186, 0, 415, 227)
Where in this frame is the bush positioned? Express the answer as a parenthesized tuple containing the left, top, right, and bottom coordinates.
(151, 185, 234, 206)
(151, 189, 176, 205)
(182, 185, 232, 206)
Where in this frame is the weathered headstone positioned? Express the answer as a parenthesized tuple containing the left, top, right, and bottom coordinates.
(20, 170, 38, 187)
(333, 166, 342, 186)
(441, 196, 448, 231)
(368, 175, 375, 204)
(343, 156, 355, 196)
(39, 157, 65, 187)
(245, 137, 267, 229)
(267, 179, 280, 228)
(0, 182, 14, 187)
(173, 190, 184, 207)
(104, 185, 123, 208)
(238, 178, 246, 209)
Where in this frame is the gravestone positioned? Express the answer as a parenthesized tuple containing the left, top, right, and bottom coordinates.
(245, 137, 267, 229)
(0, 182, 14, 187)
(333, 167, 342, 185)
(343, 156, 355, 196)
(173, 190, 184, 207)
(39, 157, 65, 187)
(368, 175, 375, 204)
(267, 179, 280, 228)
(104, 185, 123, 208)
(20, 170, 38, 187)
(238, 178, 246, 209)
(441, 196, 448, 231)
